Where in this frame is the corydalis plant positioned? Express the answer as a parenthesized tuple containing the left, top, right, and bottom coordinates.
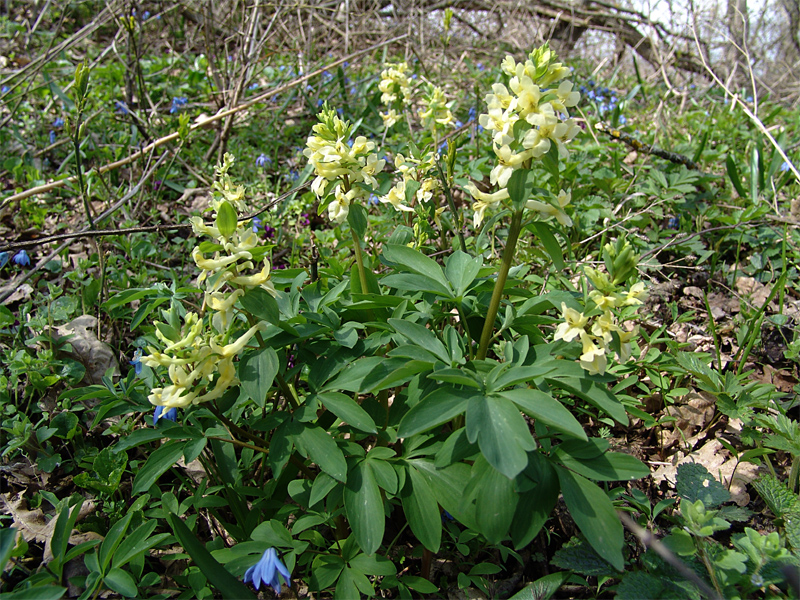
(141, 154, 274, 409)
(303, 105, 385, 224)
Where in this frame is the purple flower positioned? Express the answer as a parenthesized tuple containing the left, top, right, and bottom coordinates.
(13, 250, 30, 267)
(300, 213, 310, 227)
(153, 405, 178, 425)
(243, 548, 291, 594)
(263, 224, 275, 239)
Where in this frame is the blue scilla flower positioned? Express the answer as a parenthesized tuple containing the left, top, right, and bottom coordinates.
(316, 98, 323, 107)
(1, 85, 9, 94)
(170, 97, 188, 114)
(619, 115, 627, 125)
(53, 117, 64, 128)
(244, 548, 291, 594)
(476, 62, 484, 71)
(49, 130, 56, 144)
(248, 82, 259, 90)
(322, 70, 332, 81)
(255, 153, 271, 168)
(130, 348, 143, 375)
(455, 120, 463, 128)
(468, 107, 476, 121)
(438, 141, 448, 154)
(153, 405, 178, 425)
(667, 216, 680, 229)
(0, 252, 8, 268)
(115, 100, 129, 115)
(368, 194, 379, 205)
(252, 216, 263, 232)
(13, 250, 30, 267)
(781, 161, 791, 172)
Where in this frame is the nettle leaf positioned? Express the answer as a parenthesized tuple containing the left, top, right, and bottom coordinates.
(465, 394, 535, 479)
(344, 460, 384, 555)
(676, 463, 730, 508)
(751, 474, 800, 518)
(556, 468, 625, 571)
(551, 536, 618, 577)
(216, 200, 238, 238)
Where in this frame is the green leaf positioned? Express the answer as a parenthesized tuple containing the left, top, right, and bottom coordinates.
(551, 536, 618, 576)
(750, 146, 760, 203)
(51, 498, 85, 566)
(401, 466, 442, 552)
(165, 513, 256, 599)
(445, 251, 482, 296)
(0, 588, 67, 600)
(752, 474, 799, 518)
(398, 387, 474, 438)
(726, 154, 748, 199)
(239, 288, 283, 326)
(547, 376, 628, 425)
(296, 425, 347, 482)
(103, 567, 138, 597)
(309, 473, 339, 508)
(131, 441, 185, 495)
(556, 468, 624, 571)
(509, 571, 570, 600)
(472, 459, 518, 543)
(512, 453, 559, 549)
(348, 552, 396, 576)
(499, 389, 586, 441)
(344, 460, 384, 555)
(112, 521, 164, 569)
(310, 554, 345, 590)
(317, 392, 377, 434)
(382, 245, 452, 294)
(465, 394, 535, 479)
(411, 459, 476, 530)
(528, 222, 565, 271)
(402, 575, 439, 593)
(380, 273, 453, 297)
(99, 512, 133, 571)
(0, 526, 18, 574)
(553, 447, 649, 482)
(507, 168, 535, 210)
(216, 201, 238, 238)
(389, 318, 450, 364)
(239, 346, 279, 407)
(348, 203, 368, 239)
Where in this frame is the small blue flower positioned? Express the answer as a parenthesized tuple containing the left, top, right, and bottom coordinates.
(322, 70, 332, 81)
(0, 252, 8, 268)
(252, 217, 263, 232)
(153, 405, 178, 426)
(316, 98, 323, 107)
(130, 349, 143, 375)
(476, 62, 484, 71)
(49, 130, 56, 144)
(468, 107, 476, 121)
(455, 120, 463, 128)
(248, 82, 259, 90)
(142, 10, 150, 20)
(53, 117, 64, 128)
(13, 250, 30, 267)
(441, 510, 455, 522)
(170, 97, 188, 114)
(343, 61, 349, 68)
(438, 141, 448, 154)
(287, 169, 299, 181)
(689, 83, 696, 90)
(1, 85, 9, 94)
(476, 124, 484, 134)
(369, 194, 379, 205)
(255, 153, 271, 168)
(781, 161, 791, 172)
(619, 115, 627, 125)
(115, 100, 129, 115)
(243, 548, 291, 594)
(667, 216, 679, 229)
(336, 107, 344, 116)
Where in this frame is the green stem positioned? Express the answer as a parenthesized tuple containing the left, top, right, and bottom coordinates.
(351, 227, 369, 295)
(476, 208, 525, 360)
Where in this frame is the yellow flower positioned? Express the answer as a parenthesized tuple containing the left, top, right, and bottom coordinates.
(380, 181, 415, 212)
(466, 183, 509, 227)
(328, 186, 355, 223)
(579, 332, 607, 375)
(588, 289, 618, 311)
(623, 282, 647, 306)
(554, 302, 588, 342)
(526, 189, 572, 226)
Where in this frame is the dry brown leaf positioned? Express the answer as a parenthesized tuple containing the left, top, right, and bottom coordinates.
(54, 315, 119, 386)
(0, 493, 97, 561)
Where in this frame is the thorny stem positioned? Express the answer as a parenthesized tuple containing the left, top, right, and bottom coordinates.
(476, 208, 525, 360)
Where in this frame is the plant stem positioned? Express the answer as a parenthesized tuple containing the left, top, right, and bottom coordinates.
(351, 227, 369, 295)
(476, 208, 525, 360)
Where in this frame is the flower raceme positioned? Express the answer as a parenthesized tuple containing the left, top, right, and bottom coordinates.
(243, 548, 291, 595)
(378, 61, 412, 128)
(466, 44, 581, 227)
(140, 154, 274, 410)
(304, 106, 385, 224)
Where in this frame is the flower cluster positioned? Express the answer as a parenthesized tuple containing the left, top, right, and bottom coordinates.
(467, 44, 581, 227)
(378, 62, 412, 128)
(380, 152, 440, 215)
(418, 85, 455, 136)
(304, 106, 385, 224)
(554, 239, 646, 375)
(579, 80, 625, 123)
(139, 154, 273, 409)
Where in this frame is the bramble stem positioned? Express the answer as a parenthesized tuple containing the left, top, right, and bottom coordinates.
(476, 208, 525, 360)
